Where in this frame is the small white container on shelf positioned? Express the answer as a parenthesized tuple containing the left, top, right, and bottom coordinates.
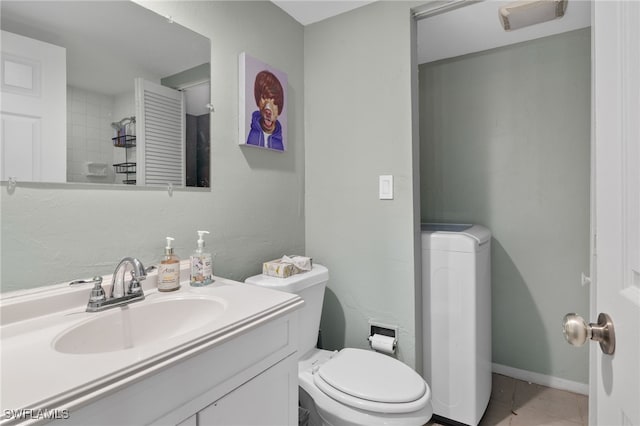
(84, 162, 108, 177)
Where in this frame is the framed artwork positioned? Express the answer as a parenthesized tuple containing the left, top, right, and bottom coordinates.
(239, 52, 288, 152)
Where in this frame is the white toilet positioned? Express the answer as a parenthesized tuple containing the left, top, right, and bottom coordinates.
(245, 264, 433, 426)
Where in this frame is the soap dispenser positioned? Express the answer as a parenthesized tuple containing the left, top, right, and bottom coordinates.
(190, 230, 212, 286)
(158, 237, 180, 292)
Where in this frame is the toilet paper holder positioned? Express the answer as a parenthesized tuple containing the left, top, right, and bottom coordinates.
(368, 321, 398, 354)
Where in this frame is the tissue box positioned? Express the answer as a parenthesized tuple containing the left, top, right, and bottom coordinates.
(284, 255, 312, 272)
(262, 255, 313, 278)
(263, 259, 298, 278)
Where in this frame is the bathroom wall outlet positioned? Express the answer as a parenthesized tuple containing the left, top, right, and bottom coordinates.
(379, 175, 393, 200)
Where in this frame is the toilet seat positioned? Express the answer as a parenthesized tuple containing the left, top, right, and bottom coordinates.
(313, 348, 429, 414)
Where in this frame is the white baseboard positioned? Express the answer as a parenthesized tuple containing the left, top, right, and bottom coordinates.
(492, 363, 589, 395)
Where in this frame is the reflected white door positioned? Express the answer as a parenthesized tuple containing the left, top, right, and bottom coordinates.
(0, 30, 66, 182)
(592, 2, 640, 425)
(134, 78, 185, 186)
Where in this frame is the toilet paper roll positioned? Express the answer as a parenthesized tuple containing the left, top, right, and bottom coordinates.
(368, 334, 397, 355)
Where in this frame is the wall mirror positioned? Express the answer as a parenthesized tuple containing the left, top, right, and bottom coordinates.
(0, 1, 211, 187)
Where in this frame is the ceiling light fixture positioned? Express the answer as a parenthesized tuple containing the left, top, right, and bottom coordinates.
(499, 0, 568, 31)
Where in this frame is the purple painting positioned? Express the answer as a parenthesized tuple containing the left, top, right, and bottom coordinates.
(239, 52, 288, 152)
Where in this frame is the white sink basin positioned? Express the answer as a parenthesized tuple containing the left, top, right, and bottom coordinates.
(53, 297, 226, 354)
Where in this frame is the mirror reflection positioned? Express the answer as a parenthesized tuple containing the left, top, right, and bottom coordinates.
(0, 1, 211, 187)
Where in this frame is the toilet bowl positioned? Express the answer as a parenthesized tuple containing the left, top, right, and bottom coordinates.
(299, 348, 432, 426)
(245, 264, 432, 426)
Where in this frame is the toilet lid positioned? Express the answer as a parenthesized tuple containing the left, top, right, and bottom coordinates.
(314, 348, 428, 413)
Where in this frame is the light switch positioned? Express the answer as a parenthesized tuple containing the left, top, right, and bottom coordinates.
(379, 175, 393, 200)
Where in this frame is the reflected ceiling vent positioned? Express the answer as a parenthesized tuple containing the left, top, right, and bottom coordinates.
(499, 0, 568, 31)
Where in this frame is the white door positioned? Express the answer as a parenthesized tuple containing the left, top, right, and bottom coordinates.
(591, 1, 640, 425)
(0, 30, 66, 182)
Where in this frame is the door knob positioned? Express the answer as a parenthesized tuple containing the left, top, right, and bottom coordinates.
(562, 312, 615, 355)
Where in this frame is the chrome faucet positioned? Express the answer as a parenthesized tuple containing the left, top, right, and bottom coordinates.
(110, 257, 147, 299)
(75, 257, 147, 312)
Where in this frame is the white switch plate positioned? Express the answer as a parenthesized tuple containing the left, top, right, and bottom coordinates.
(379, 175, 393, 200)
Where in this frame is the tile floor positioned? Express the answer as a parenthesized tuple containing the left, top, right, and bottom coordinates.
(427, 374, 588, 426)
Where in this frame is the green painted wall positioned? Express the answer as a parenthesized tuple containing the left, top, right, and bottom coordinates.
(419, 29, 591, 383)
(305, 2, 422, 368)
(1, 1, 305, 292)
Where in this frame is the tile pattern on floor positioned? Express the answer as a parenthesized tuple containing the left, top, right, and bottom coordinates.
(427, 373, 588, 426)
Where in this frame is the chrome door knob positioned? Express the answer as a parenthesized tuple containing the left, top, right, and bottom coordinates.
(562, 312, 615, 355)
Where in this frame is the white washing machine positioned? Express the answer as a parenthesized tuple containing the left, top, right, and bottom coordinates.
(421, 223, 492, 426)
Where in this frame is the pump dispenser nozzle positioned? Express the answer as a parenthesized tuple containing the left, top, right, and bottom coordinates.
(164, 237, 175, 255)
(196, 230, 210, 251)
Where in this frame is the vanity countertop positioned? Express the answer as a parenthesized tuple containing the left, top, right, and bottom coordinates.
(0, 268, 302, 424)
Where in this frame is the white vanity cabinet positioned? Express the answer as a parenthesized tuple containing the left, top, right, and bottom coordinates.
(197, 354, 296, 425)
(49, 311, 299, 426)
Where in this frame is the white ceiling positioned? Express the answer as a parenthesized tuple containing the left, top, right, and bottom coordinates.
(271, 0, 376, 25)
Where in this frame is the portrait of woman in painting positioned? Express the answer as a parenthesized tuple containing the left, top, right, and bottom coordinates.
(246, 70, 285, 151)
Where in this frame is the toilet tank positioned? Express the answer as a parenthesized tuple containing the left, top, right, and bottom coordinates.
(245, 264, 329, 356)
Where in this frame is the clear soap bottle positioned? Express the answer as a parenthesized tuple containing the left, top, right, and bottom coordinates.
(158, 237, 180, 292)
(190, 230, 212, 286)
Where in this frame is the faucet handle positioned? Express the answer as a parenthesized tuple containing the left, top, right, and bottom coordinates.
(128, 271, 144, 295)
(69, 276, 104, 286)
(88, 276, 106, 304)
